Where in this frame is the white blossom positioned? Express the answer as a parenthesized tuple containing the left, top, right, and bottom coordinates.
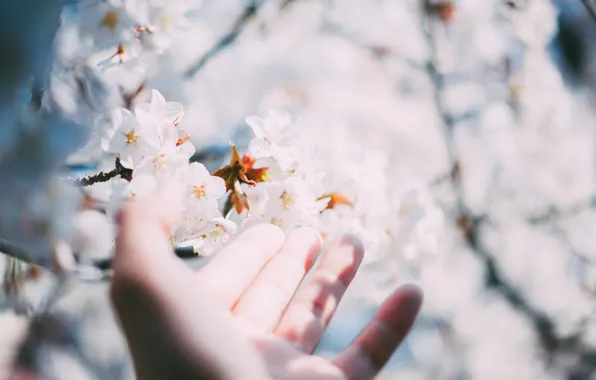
(182, 162, 226, 210)
(102, 108, 160, 169)
(246, 110, 299, 166)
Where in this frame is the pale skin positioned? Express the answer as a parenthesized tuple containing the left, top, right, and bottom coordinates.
(108, 180, 423, 380)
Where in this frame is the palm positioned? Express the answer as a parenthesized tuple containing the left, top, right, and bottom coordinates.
(193, 226, 421, 379)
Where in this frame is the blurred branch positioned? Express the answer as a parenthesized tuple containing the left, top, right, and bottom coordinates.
(1, 238, 197, 283)
(190, 145, 230, 166)
(422, 9, 469, 217)
(459, 216, 575, 354)
(581, 0, 596, 25)
(526, 195, 596, 224)
(549, 223, 595, 295)
(322, 21, 427, 71)
(11, 311, 118, 380)
(421, 2, 584, 362)
(185, 1, 267, 78)
(428, 164, 459, 188)
(0, 238, 31, 264)
(30, 77, 44, 110)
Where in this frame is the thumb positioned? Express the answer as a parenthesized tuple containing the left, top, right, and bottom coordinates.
(112, 178, 184, 280)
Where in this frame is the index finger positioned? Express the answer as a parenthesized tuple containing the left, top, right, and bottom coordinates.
(196, 224, 286, 310)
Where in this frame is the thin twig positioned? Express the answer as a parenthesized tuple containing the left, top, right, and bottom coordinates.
(526, 195, 596, 224)
(185, 1, 266, 78)
(71, 158, 132, 187)
(322, 21, 427, 70)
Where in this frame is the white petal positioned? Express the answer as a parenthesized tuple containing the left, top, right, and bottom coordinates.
(189, 162, 210, 180)
(151, 89, 167, 111)
(245, 116, 267, 139)
(206, 176, 226, 198)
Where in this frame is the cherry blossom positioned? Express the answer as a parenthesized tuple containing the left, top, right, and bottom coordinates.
(102, 108, 160, 169)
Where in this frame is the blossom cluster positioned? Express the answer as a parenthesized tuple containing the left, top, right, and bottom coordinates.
(76, 0, 198, 57)
(99, 89, 234, 255)
(93, 97, 444, 260)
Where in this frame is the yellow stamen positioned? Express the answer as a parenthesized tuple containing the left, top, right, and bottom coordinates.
(153, 153, 167, 169)
(280, 191, 294, 210)
(162, 14, 172, 30)
(193, 185, 206, 200)
(102, 11, 119, 30)
(124, 130, 137, 144)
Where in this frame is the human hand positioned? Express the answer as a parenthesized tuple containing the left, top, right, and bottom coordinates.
(110, 181, 423, 380)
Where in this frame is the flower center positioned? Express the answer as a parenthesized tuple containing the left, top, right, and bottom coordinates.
(102, 11, 119, 31)
(271, 217, 284, 227)
(208, 224, 228, 243)
(153, 153, 167, 169)
(193, 185, 206, 200)
(280, 191, 294, 210)
(162, 15, 173, 30)
(124, 130, 138, 144)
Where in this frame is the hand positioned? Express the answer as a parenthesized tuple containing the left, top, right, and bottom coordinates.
(110, 181, 423, 380)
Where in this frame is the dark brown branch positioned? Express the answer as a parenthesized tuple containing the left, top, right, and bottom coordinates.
(72, 158, 132, 187)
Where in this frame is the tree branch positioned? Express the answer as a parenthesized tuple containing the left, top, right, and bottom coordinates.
(581, 0, 596, 25)
(0, 238, 31, 263)
(526, 195, 596, 224)
(321, 21, 427, 71)
(184, 1, 267, 78)
(71, 158, 132, 187)
(420, 3, 589, 367)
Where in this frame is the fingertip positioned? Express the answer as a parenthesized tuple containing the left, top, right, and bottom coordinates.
(338, 233, 364, 253)
(284, 226, 323, 269)
(117, 178, 184, 235)
(376, 283, 423, 332)
(332, 233, 365, 268)
(396, 283, 424, 307)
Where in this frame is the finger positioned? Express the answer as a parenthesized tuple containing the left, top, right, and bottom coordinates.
(333, 284, 423, 380)
(196, 223, 286, 310)
(232, 227, 323, 332)
(274, 234, 364, 353)
(112, 179, 185, 281)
